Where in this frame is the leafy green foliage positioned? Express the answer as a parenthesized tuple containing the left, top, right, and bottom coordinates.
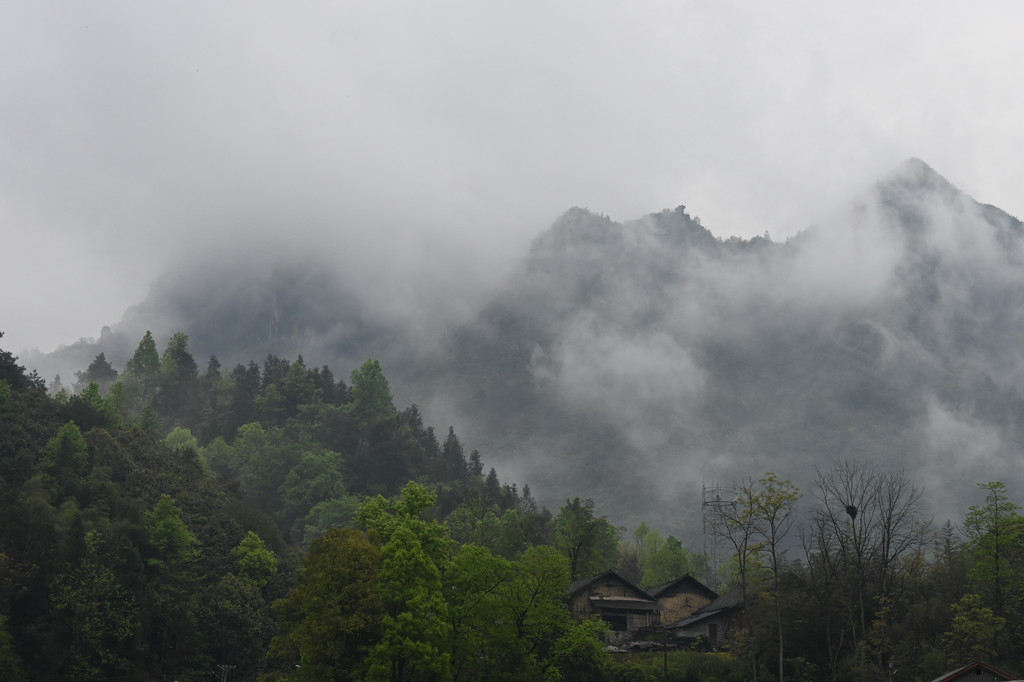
(233, 531, 278, 589)
(146, 494, 200, 570)
(41, 421, 89, 498)
(554, 497, 620, 580)
(50, 532, 138, 680)
(164, 425, 198, 452)
(269, 528, 384, 681)
(73, 353, 118, 394)
(941, 593, 1005, 665)
(0, 332, 649, 681)
(346, 358, 395, 426)
(366, 523, 452, 681)
(963, 481, 1024, 618)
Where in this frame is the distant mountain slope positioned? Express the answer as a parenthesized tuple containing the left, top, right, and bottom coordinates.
(24, 159, 1024, 540)
(411, 159, 1024, 538)
(22, 256, 413, 391)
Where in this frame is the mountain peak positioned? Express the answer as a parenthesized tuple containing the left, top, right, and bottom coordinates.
(880, 157, 959, 198)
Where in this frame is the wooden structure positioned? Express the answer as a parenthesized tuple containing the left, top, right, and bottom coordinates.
(663, 586, 743, 649)
(646, 574, 718, 625)
(927, 660, 1019, 682)
(569, 571, 662, 632)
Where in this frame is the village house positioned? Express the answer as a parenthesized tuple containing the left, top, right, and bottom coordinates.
(569, 570, 662, 632)
(645, 574, 718, 625)
(662, 586, 744, 649)
(927, 660, 1019, 682)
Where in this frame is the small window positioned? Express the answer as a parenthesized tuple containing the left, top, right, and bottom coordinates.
(603, 614, 628, 631)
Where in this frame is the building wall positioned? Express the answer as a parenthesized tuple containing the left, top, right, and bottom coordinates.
(658, 589, 714, 625)
(571, 575, 652, 620)
(671, 613, 733, 648)
(570, 574, 661, 630)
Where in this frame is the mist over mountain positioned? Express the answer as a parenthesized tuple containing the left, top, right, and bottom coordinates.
(24, 159, 1024, 542)
(23, 246, 476, 396)
(411, 158, 1024, 538)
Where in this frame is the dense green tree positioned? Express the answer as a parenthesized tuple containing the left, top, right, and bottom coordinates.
(366, 523, 452, 681)
(262, 354, 291, 390)
(963, 481, 1023, 620)
(40, 421, 90, 500)
(281, 357, 316, 417)
(302, 497, 362, 546)
(233, 422, 300, 509)
(268, 528, 384, 681)
(146, 494, 200, 569)
(547, 617, 610, 682)
(644, 534, 705, 588)
(484, 508, 528, 560)
(941, 592, 1005, 665)
(354, 484, 455, 680)
(124, 331, 160, 383)
(554, 497, 619, 580)
(155, 332, 200, 427)
(356, 482, 453, 571)
(202, 572, 275, 677)
(230, 361, 262, 432)
(201, 436, 236, 482)
(346, 359, 396, 427)
(49, 531, 138, 680)
(503, 545, 591, 679)
(196, 355, 231, 443)
(0, 336, 648, 681)
(278, 449, 356, 543)
(233, 531, 278, 590)
(445, 545, 515, 680)
(145, 494, 202, 679)
(347, 417, 413, 495)
(439, 426, 467, 482)
(73, 353, 118, 395)
(310, 364, 346, 406)
(468, 449, 484, 478)
(164, 426, 198, 453)
(255, 383, 288, 426)
(0, 331, 43, 391)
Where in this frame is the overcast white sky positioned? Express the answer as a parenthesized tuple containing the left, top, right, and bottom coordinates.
(3, 1, 1023, 354)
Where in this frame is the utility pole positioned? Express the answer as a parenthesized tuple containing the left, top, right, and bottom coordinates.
(217, 664, 236, 682)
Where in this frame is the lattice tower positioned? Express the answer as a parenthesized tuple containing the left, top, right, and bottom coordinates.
(702, 482, 736, 590)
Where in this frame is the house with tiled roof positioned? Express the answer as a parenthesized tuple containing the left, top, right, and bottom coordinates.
(569, 570, 662, 632)
(645, 574, 718, 625)
(662, 586, 744, 649)
(926, 660, 1019, 682)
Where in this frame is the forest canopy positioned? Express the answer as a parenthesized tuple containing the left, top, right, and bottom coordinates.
(0, 330, 1021, 681)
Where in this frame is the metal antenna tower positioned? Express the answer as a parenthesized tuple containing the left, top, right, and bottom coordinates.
(702, 482, 736, 590)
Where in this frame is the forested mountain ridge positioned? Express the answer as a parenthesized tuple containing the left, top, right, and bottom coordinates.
(21, 159, 1024, 538)
(10, 149, 1024, 678)
(412, 158, 1024, 535)
(7, 330, 1024, 682)
(0, 332, 606, 680)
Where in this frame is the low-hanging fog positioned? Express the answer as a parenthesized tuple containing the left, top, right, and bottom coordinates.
(4, 2, 1024, 356)
(6, 3, 1024, 543)
(23, 158, 1024, 545)
(407, 159, 1024, 540)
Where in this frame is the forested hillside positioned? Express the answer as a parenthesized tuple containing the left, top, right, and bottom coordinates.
(0, 330, 695, 680)
(4, 329, 1024, 681)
